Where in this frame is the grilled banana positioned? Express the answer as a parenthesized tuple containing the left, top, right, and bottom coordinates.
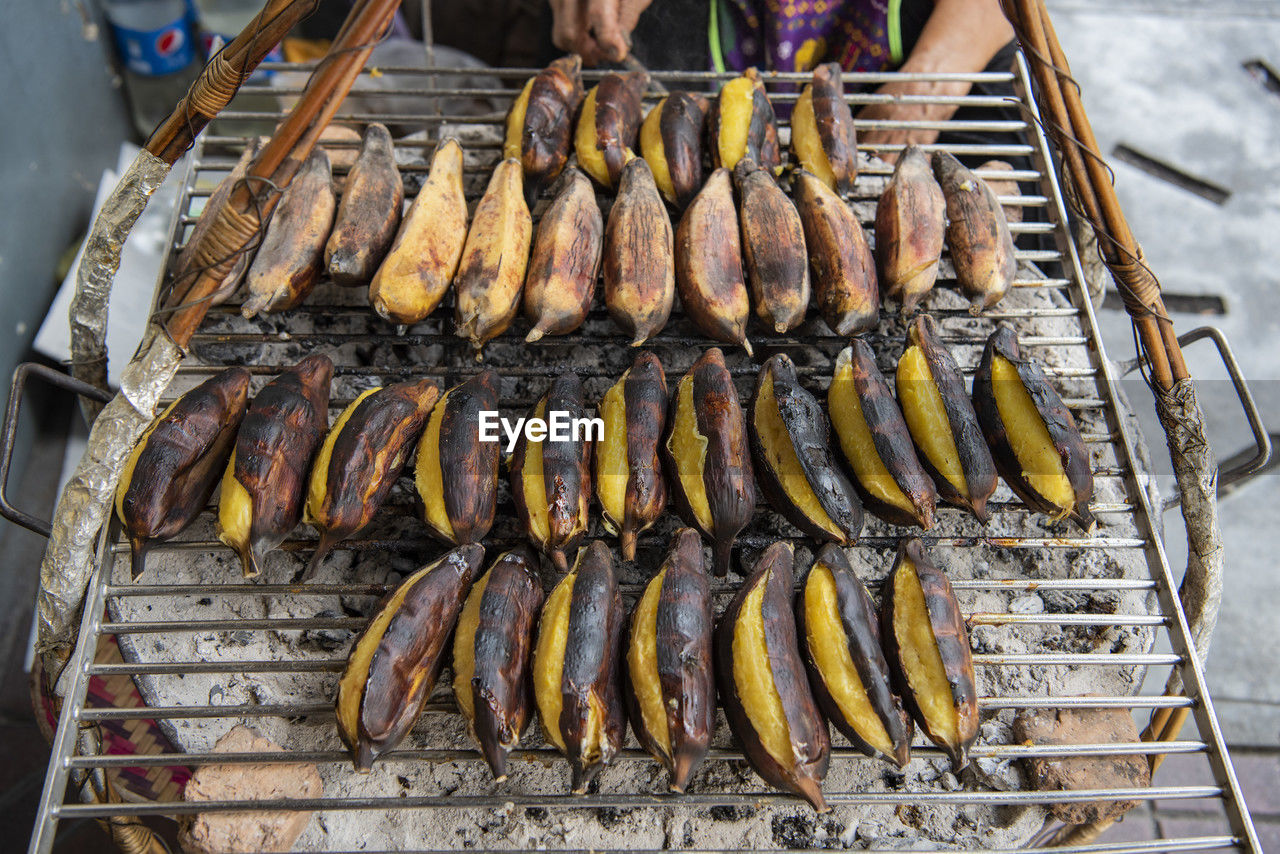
(716, 541, 830, 811)
(325, 123, 403, 287)
(828, 341, 937, 528)
(798, 544, 912, 767)
(453, 546, 544, 780)
(217, 355, 333, 578)
(304, 379, 440, 575)
(504, 54, 585, 191)
(897, 314, 998, 521)
(533, 541, 625, 793)
(603, 158, 675, 346)
(734, 158, 809, 334)
(454, 158, 533, 358)
(675, 168, 752, 353)
(624, 527, 713, 792)
(368, 138, 467, 325)
(523, 167, 602, 342)
(749, 353, 862, 544)
(413, 370, 501, 545)
(241, 148, 335, 318)
(881, 538, 977, 771)
(117, 368, 251, 579)
(595, 351, 668, 560)
(875, 145, 945, 314)
(793, 169, 879, 336)
(574, 70, 648, 189)
(789, 62, 857, 194)
(973, 323, 1094, 530)
(708, 68, 780, 171)
(663, 348, 755, 577)
(932, 150, 1016, 314)
(174, 138, 263, 307)
(510, 373, 593, 572)
(640, 92, 708, 209)
(337, 543, 484, 771)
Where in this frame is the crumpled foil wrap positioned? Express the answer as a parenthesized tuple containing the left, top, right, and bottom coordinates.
(69, 149, 171, 422)
(1155, 378, 1223, 696)
(38, 330, 184, 695)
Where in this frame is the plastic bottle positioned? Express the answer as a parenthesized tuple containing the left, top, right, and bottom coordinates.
(103, 0, 202, 137)
(194, 0, 284, 75)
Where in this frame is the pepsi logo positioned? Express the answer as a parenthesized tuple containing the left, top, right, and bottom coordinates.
(154, 26, 185, 57)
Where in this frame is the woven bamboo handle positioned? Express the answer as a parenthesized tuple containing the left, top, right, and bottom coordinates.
(1002, 1, 1224, 846)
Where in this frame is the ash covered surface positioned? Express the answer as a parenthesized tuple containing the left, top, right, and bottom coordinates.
(109, 148, 1157, 850)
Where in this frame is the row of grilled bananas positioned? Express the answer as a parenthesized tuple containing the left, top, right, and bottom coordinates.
(335, 533, 975, 811)
(114, 320, 1094, 578)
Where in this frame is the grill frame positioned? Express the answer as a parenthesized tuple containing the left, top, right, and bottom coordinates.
(27, 53, 1263, 852)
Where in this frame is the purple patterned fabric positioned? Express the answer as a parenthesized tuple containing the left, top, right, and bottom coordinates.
(720, 0, 893, 73)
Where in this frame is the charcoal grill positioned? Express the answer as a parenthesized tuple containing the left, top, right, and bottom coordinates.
(5, 17, 1270, 852)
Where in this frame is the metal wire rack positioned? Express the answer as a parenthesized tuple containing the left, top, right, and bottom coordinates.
(27, 54, 1263, 852)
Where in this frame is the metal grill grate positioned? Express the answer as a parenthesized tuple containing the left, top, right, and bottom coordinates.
(29, 54, 1262, 852)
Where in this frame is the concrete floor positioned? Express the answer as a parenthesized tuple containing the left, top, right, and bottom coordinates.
(3, 1, 1279, 850)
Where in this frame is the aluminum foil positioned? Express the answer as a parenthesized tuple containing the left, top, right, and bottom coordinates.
(1155, 378, 1223, 695)
(68, 149, 171, 422)
(38, 330, 184, 694)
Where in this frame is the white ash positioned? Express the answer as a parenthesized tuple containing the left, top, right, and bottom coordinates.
(114, 172, 1161, 849)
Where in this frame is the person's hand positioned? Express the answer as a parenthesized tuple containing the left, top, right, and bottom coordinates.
(856, 79, 966, 165)
(550, 0, 653, 65)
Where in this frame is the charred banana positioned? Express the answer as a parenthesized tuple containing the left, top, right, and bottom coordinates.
(241, 148, 336, 318)
(523, 167, 603, 342)
(798, 544, 912, 767)
(881, 538, 978, 770)
(972, 324, 1094, 530)
(504, 54, 585, 191)
(708, 68, 780, 171)
(716, 541, 830, 811)
(875, 145, 945, 314)
(413, 370, 501, 545)
(533, 541, 626, 792)
(325, 122, 403, 287)
(574, 70, 648, 189)
(625, 527, 714, 792)
(510, 373, 593, 572)
(337, 544, 484, 771)
(734, 158, 809, 334)
(117, 368, 251, 579)
(595, 351, 668, 560)
(932, 151, 1016, 314)
(603, 158, 675, 346)
(663, 348, 755, 577)
(790, 62, 858, 194)
(675, 168, 752, 353)
(897, 314, 998, 521)
(640, 92, 708, 209)
(454, 158, 533, 358)
(305, 378, 440, 574)
(828, 340, 937, 528)
(749, 353, 863, 544)
(368, 138, 467, 325)
(217, 355, 333, 577)
(793, 169, 879, 336)
(453, 546, 545, 780)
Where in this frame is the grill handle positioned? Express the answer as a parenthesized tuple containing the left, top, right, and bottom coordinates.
(0, 363, 113, 538)
(1118, 326, 1273, 510)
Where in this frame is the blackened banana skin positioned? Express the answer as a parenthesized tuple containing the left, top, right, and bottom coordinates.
(716, 541, 830, 811)
(505, 54, 585, 191)
(454, 546, 544, 780)
(797, 543, 912, 767)
(624, 527, 714, 792)
(337, 544, 483, 771)
(218, 355, 333, 577)
(117, 367, 251, 579)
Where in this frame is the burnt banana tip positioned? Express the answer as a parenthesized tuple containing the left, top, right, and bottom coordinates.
(551, 548, 570, 574)
(354, 744, 376, 774)
(302, 533, 339, 582)
(795, 776, 830, 813)
(670, 754, 697, 793)
(129, 538, 151, 581)
(712, 542, 732, 577)
(892, 742, 911, 770)
(620, 530, 638, 562)
(525, 327, 545, 343)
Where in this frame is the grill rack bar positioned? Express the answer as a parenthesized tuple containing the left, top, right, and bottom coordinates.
(26, 54, 1262, 853)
